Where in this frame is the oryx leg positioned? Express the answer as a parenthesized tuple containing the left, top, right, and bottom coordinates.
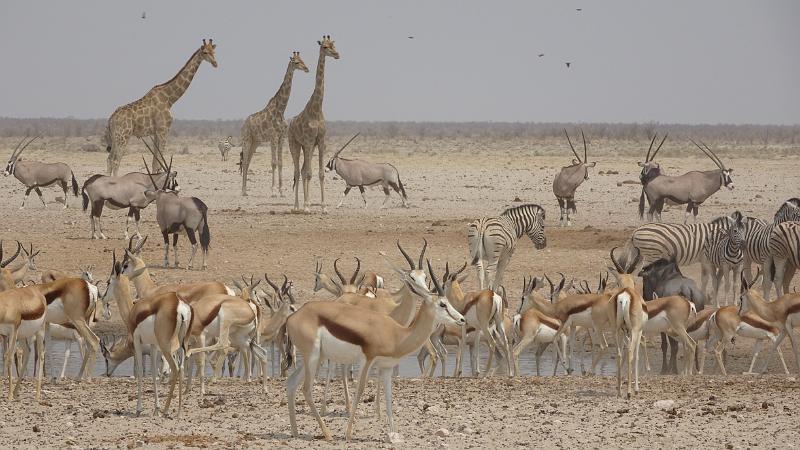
(172, 233, 180, 268)
(186, 229, 198, 270)
(358, 186, 368, 209)
(162, 231, 170, 267)
(60, 180, 69, 208)
(557, 197, 566, 227)
(684, 202, 694, 224)
(33, 187, 47, 208)
(21, 187, 34, 209)
(337, 186, 352, 208)
(380, 184, 391, 209)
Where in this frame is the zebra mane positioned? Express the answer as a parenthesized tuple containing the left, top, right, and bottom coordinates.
(500, 203, 544, 217)
(775, 198, 800, 225)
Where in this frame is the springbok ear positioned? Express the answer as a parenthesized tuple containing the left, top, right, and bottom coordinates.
(572, 159, 580, 165)
(130, 267, 146, 278)
(587, 162, 597, 167)
(457, 273, 469, 284)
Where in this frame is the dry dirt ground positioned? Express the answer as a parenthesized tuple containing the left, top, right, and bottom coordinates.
(0, 136, 798, 448)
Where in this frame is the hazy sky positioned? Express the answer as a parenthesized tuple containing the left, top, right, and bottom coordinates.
(1, 1, 798, 124)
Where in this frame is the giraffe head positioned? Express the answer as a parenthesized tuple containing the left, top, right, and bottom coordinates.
(317, 35, 340, 59)
(290, 51, 310, 73)
(200, 39, 218, 68)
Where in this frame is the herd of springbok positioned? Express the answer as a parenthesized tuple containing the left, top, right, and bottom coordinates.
(1, 36, 799, 444)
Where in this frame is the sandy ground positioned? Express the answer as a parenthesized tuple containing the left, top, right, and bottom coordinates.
(0, 136, 799, 448)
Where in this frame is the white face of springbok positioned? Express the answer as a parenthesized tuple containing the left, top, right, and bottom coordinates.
(404, 273, 465, 327)
(395, 239, 429, 290)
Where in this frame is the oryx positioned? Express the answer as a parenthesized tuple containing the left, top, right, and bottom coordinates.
(325, 133, 409, 209)
(552, 129, 596, 226)
(4, 135, 79, 209)
(638, 135, 734, 223)
(142, 138, 210, 270)
(81, 146, 179, 240)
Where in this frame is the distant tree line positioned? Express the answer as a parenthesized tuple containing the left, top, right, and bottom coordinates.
(0, 117, 798, 145)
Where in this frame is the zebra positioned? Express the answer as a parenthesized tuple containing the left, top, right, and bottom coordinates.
(738, 198, 800, 298)
(468, 203, 547, 290)
(628, 214, 737, 293)
(767, 221, 800, 298)
(701, 211, 746, 306)
(218, 136, 233, 161)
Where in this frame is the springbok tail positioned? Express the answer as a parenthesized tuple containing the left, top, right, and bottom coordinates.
(616, 289, 632, 329)
(282, 334, 295, 372)
(177, 303, 193, 366)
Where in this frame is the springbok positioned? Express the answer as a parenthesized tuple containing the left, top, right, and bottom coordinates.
(552, 129, 596, 226)
(325, 134, 409, 209)
(81, 153, 179, 240)
(0, 285, 47, 401)
(285, 270, 465, 441)
(705, 305, 785, 376)
(638, 135, 734, 222)
(511, 276, 568, 376)
(142, 138, 211, 269)
(3, 135, 79, 209)
(5, 242, 40, 285)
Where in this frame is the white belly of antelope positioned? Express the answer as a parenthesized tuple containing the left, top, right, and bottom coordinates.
(536, 324, 559, 343)
(0, 316, 46, 339)
(134, 315, 159, 346)
(46, 298, 68, 325)
(736, 323, 776, 341)
(318, 328, 362, 365)
(643, 311, 670, 334)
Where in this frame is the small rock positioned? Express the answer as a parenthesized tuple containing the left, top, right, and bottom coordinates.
(513, 196, 522, 202)
(725, 444, 734, 449)
(426, 404, 443, 414)
(727, 404, 745, 412)
(386, 432, 404, 444)
(458, 424, 476, 434)
(653, 400, 675, 410)
(232, 413, 239, 418)
(617, 182, 623, 187)
(65, 421, 74, 428)
(616, 407, 629, 414)
(33, 425, 41, 433)
(553, 419, 562, 425)
(435, 428, 450, 438)
(761, 401, 772, 409)
(788, 377, 796, 382)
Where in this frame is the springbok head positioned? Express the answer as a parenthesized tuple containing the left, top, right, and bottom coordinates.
(608, 246, 641, 289)
(317, 35, 340, 60)
(4, 135, 41, 176)
(325, 133, 360, 172)
(637, 133, 668, 182)
(200, 39, 218, 68)
(20, 242, 40, 270)
(690, 139, 734, 190)
(333, 257, 365, 293)
(563, 129, 597, 180)
(290, 51, 310, 73)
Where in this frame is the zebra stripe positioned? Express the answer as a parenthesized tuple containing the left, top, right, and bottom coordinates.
(703, 226, 744, 269)
(468, 204, 547, 290)
(631, 222, 727, 266)
(768, 221, 800, 267)
(218, 136, 233, 161)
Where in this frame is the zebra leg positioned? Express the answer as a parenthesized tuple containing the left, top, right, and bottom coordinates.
(773, 258, 788, 298)
(762, 258, 775, 299)
(337, 186, 352, 208)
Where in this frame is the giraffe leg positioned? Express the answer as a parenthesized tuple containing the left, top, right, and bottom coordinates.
(318, 138, 327, 214)
(240, 135, 256, 197)
(277, 134, 285, 197)
(270, 137, 279, 197)
(302, 147, 312, 213)
(289, 138, 302, 212)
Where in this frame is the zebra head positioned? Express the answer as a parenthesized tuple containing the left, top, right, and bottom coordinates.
(527, 207, 547, 249)
(774, 198, 800, 225)
(726, 211, 746, 247)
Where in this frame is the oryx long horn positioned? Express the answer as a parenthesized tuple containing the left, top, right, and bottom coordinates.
(581, 129, 587, 163)
(141, 156, 159, 189)
(417, 238, 428, 271)
(397, 240, 415, 269)
(9, 135, 27, 158)
(650, 133, 668, 161)
(564, 129, 581, 162)
(700, 140, 725, 169)
(163, 155, 173, 190)
(13, 134, 42, 159)
(645, 134, 657, 162)
(350, 257, 361, 285)
(333, 258, 347, 284)
(689, 138, 721, 169)
(333, 133, 360, 159)
(610, 247, 625, 273)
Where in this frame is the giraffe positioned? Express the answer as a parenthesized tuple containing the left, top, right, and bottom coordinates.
(287, 35, 340, 213)
(239, 52, 309, 196)
(105, 39, 218, 176)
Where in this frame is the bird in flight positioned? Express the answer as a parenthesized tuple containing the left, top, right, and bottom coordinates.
(538, 53, 545, 57)
(408, 36, 414, 39)
(141, 11, 146, 19)
(565, 62, 571, 68)
(576, 8, 582, 11)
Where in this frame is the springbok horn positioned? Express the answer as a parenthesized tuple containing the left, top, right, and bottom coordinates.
(645, 134, 657, 162)
(333, 133, 360, 159)
(564, 129, 581, 162)
(629, 247, 642, 273)
(111, 249, 117, 272)
(443, 262, 450, 283)
(135, 235, 148, 253)
(281, 274, 290, 294)
(264, 273, 281, 295)
(454, 261, 468, 277)
(333, 258, 347, 284)
(544, 273, 554, 294)
(350, 257, 361, 285)
(426, 259, 443, 296)
(0, 241, 21, 268)
(581, 129, 587, 163)
(417, 238, 428, 271)
(610, 247, 625, 273)
(397, 240, 415, 269)
(650, 133, 668, 161)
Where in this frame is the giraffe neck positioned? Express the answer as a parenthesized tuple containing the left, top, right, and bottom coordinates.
(158, 49, 204, 106)
(305, 49, 327, 114)
(268, 61, 296, 116)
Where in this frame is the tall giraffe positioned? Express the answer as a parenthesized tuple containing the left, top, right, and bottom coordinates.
(287, 35, 339, 212)
(105, 39, 218, 175)
(239, 52, 309, 196)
